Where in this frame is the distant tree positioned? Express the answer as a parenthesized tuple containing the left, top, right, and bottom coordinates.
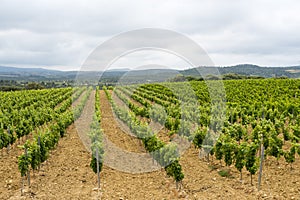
(26, 82, 44, 90)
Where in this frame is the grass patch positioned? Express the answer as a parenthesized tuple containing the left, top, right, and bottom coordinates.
(208, 164, 219, 171)
(218, 169, 234, 178)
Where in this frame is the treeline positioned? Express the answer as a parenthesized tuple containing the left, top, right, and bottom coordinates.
(0, 80, 74, 91)
(169, 73, 267, 82)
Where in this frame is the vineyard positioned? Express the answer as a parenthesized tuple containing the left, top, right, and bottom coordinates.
(0, 78, 300, 199)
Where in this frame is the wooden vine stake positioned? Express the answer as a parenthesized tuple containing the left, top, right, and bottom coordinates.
(21, 147, 29, 195)
(257, 108, 265, 191)
(38, 136, 41, 171)
(7, 127, 10, 154)
(96, 147, 100, 190)
(258, 140, 264, 191)
(25, 148, 30, 187)
(21, 173, 24, 195)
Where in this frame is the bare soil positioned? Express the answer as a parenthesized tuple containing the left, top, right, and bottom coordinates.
(0, 91, 87, 200)
(179, 146, 300, 199)
(2, 89, 300, 199)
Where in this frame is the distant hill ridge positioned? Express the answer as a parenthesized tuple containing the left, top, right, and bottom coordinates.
(182, 64, 300, 78)
(0, 64, 300, 81)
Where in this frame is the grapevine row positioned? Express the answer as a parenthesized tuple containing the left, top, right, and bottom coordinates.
(17, 87, 92, 178)
(104, 87, 184, 188)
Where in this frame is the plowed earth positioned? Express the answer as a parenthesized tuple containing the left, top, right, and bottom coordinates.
(2, 90, 300, 199)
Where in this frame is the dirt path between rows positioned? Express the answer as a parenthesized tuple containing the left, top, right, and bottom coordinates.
(97, 90, 177, 199)
(6, 90, 97, 200)
(0, 91, 87, 200)
(6, 90, 180, 199)
(0, 139, 27, 199)
(74, 90, 95, 152)
(7, 88, 297, 199)
(179, 145, 300, 199)
(108, 89, 300, 199)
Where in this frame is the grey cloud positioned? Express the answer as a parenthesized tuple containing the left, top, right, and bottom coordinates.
(0, 0, 300, 69)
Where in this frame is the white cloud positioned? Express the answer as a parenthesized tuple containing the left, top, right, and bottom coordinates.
(0, 0, 300, 70)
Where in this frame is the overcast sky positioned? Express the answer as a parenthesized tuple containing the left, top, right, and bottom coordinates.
(0, 0, 300, 71)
